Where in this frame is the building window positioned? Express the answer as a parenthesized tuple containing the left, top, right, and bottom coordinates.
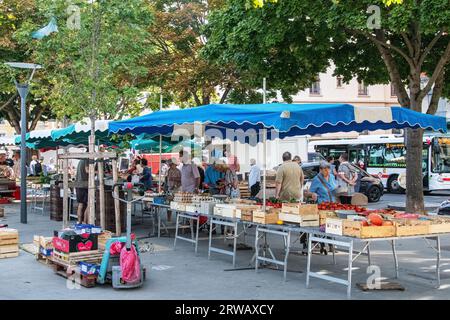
(336, 76, 343, 88)
(309, 76, 321, 95)
(358, 80, 368, 96)
(391, 83, 397, 97)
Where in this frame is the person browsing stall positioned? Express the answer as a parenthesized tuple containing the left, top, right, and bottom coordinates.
(275, 152, 304, 201)
(204, 161, 224, 195)
(248, 159, 261, 197)
(179, 150, 201, 193)
(305, 161, 337, 204)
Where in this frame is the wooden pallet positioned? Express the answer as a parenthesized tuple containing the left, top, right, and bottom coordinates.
(52, 260, 97, 288)
(36, 253, 53, 266)
(0, 251, 19, 259)
(52, 250, 104, 266)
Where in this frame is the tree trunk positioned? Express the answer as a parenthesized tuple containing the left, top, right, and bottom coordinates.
(405, 84, 425, 213)
(405, 127, 425, 213)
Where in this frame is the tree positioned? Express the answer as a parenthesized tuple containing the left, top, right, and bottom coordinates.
(14, 0, 154, 223)
(204, 0, 450, 212)
(0, 0, 55, 133)
(146, 0, 255, 106)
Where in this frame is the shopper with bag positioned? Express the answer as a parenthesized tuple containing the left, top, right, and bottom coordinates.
(335, 153, 357, 204)
(306, 161, 337, 204)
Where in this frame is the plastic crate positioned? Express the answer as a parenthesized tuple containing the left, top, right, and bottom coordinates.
(79, 261, 100, 276)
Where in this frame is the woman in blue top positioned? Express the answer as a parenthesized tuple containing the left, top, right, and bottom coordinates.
(306, 161, 337, 204)
(140, 158, 153, 190)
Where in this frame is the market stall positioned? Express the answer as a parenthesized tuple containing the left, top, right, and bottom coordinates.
(108, 102, 449, 297)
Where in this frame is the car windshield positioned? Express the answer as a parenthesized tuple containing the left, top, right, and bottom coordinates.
(308, 153, 325, 162)
(432, 138, 450, 173)
(302, 165, 320, 180)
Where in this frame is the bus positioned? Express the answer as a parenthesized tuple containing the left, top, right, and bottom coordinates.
(309, 134, 450, 193)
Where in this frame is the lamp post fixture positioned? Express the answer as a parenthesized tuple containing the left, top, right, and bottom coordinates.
(4, 62, 42, 224)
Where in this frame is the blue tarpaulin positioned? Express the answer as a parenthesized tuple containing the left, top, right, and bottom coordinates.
(108, 103, 447, 142)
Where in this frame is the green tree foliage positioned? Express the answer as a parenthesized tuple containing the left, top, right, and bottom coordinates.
(205, 0, 450, 212)
(17, 0, 154, 122)
(0, 0, 55, 133)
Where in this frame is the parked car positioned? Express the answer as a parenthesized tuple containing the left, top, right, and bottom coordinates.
(302, 162, 384, 202)
(307, 152, 326, 162)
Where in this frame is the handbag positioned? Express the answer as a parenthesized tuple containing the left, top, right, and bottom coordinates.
(335, 163, 353, 194)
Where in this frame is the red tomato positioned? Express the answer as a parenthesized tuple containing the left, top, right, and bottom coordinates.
(368, 213, 384, 226)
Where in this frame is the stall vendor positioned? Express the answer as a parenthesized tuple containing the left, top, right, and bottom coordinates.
(305, 160, 337, 204)
(140, 158, 153, 190)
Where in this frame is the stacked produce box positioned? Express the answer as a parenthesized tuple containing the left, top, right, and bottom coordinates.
(0, 228, 19, 259)
(278, 203, 320, 227)
(322, 202, 450, 238)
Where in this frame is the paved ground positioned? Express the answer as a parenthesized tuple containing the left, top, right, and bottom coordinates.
(1, 192, 450, 300)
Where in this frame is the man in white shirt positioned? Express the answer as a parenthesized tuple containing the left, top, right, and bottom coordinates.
(248, 159, 261, 197)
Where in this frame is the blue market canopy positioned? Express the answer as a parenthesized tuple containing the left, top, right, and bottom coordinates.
(108, 103, 447, 142)
(130, 134, 201, 152)
(51, 120, 110, 143)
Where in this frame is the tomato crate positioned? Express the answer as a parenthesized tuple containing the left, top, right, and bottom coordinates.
(343, 220, 396, 239)
(253, 211, 279, 225)
(319, 210, 337, 225)
(279, 212, 319, 227)
(393, 219, 430, 236)
(281, 203, 318, 215)
(240, 211, 253, 222)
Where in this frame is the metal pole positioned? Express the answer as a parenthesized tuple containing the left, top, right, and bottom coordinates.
(262, 78, 267, 212)
(263, 128, 267, 212)
(17, 83, 29, 224)
(159, 93, 163, 193)
(263, 78, 267, 104)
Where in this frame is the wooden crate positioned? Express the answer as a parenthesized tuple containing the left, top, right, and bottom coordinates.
(0, 228, 18, 246)
(319, 210, 337, 225)
(52, 261, 97, 288)
(253, 211, 279, 225)
(52, 250, 103, 266)
(98, 231, 113, 251)
(281, 203, 318, 215)
(0, 207, 4, 217)
(240, 211, 253, 222)
(279, 212, 319, 227)
(426, 216, 450, 234)
(343, 220, 395, 238)
(393, 219, 430, 236)
(0, 251, 19, 259)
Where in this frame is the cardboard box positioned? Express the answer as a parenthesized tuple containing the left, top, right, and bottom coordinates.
(325, 218, 344, 236)
(53, 231, 98, 253)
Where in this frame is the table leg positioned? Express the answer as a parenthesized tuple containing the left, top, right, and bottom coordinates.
(255, 227, 260, 273)
(347, 240, 353, 299)
(306, 234, 312, 289)
(195, 216, 200, 255)
(283, 231, 291, 282)
(232, 221, 238, 268)
(367, 242, 371, 266)
(174, 212, 179, 249)
(158, 208, 161, 238)
(208, 219, 213, 260)
(436, 236, 441, 288)
(391, 239, 399, 279)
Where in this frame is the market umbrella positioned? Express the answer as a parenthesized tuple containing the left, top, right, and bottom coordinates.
(51, 120, 111, 145)
(109, 103, 447, 141)
(109, 103, 447, 208)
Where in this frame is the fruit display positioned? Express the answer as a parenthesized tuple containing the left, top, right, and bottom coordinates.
(318, 202, 366, 212)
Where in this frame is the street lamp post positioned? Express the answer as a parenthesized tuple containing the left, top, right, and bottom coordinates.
(4, 62, 42, 224)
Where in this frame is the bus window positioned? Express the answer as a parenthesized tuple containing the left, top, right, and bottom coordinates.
(384, 146, 406, 167)
(369, 145, 384, 166)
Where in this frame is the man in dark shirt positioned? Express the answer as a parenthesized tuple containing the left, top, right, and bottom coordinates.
(76, 159, 89, 223)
